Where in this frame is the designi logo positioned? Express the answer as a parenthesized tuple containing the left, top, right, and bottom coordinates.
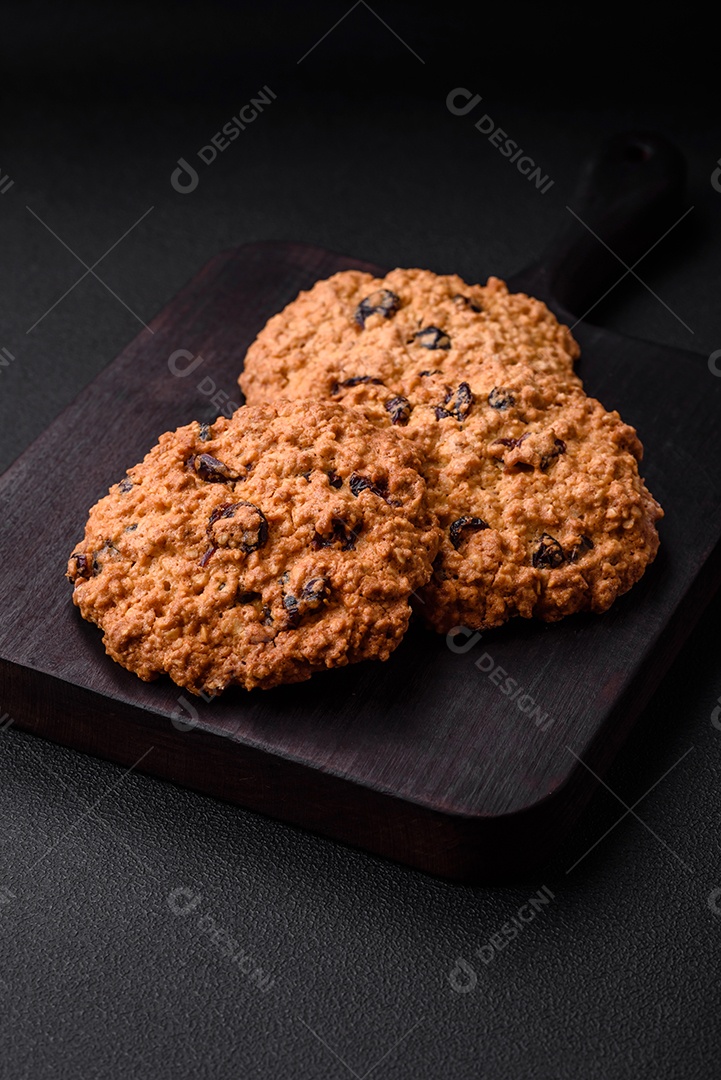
(171, 158, 200, 195)
(170, 87, 277, 195)
(711, 158, 721, 194)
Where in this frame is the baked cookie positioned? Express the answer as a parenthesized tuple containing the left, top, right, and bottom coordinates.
(393, 362, 663, 632)
(67, 401, 442, 694)
(239, 267, 580, 407)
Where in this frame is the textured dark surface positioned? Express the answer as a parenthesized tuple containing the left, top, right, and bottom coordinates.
(1, 5, 721, 1078)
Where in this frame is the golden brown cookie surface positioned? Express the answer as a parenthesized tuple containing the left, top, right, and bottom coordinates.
(67, 401, 441, 694)
(239, 267, 580, 406)
(399, 363, 663, 632)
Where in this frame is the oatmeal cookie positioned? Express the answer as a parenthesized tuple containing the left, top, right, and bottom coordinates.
(67, 401, 442, 694)
(399, 363, 663, 632)
(239, 267, 580, 406)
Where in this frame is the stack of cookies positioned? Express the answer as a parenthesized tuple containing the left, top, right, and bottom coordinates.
(68, 269, 663, 696)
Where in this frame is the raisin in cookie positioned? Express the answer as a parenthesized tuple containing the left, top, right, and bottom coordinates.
(239, 267, 580, 406)
(67, 401, 441, 694)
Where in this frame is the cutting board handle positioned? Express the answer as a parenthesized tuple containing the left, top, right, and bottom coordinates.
(517, 132, 687, 318)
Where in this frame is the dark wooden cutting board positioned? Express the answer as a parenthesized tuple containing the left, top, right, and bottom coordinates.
(2, 134, 719, 881)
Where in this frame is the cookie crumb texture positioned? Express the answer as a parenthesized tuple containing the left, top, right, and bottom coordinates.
(67, 402, 441, 694)
(238, 269, 663, 633)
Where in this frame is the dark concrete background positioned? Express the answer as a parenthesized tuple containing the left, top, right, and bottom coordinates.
(1, 4, 720, 1077)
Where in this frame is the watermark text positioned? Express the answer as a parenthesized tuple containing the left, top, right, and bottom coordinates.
(447, 87, 554, 194)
